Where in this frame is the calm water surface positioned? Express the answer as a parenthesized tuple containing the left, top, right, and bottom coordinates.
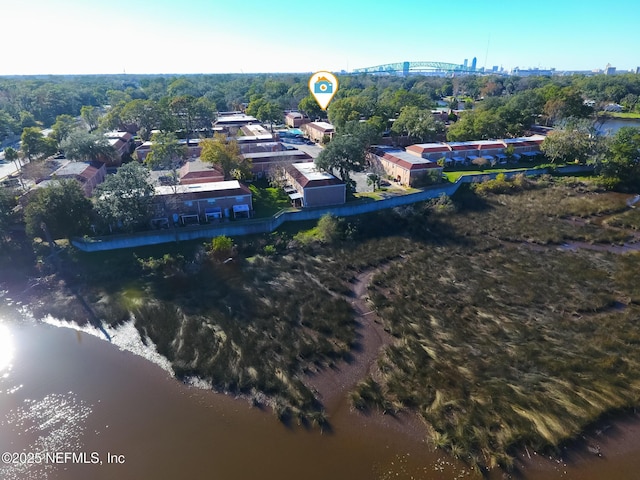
(1, 299, 640, 480)
(596, 117, 640, 135)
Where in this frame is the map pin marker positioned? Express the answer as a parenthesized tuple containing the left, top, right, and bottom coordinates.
(309, 71, 339, 110)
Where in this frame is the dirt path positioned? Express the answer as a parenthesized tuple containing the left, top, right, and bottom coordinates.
(304, 264, 396, 412)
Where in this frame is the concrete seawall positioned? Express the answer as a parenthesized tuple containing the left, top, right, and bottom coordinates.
(72, 166, 592, 252)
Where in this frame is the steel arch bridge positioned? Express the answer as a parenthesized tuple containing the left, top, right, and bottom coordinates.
(351, 61, 472, 75)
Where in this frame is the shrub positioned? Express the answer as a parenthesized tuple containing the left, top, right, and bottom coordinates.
(471, 157, 490, 169)
(412, 170, 442, 187)
(429, 193, 456, 214)
(211, 235, 233, 258)
(473, 173, 533, 195)
(317, 214, 341, 243)
(594, 175, 621, 191)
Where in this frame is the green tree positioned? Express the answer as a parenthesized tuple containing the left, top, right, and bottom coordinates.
(446, 113, 476, 141)
(391, 106, 443, 142)
(246, 97, 282, 131)
(540, 118, 603, 164)
(366, 172, 381, 191)
(145, 132, 186, 170)
(80, 105, 100, 132)
(315, 134, 366, 192)
(0, 188, 17, 242)
(3, 147, 24, 190)
(341, 121, 381, 149)
(298, 95, 323, 121)
(145, 131, 187, 188)
(598, 126, 640, 191)
(327, 96, 376, 129)
(20, 127, 57, 160)
(24, 179, 92, 240)
(211, 235, 234, 259)
(317, 213, 341, 243)
(0, 111, 19, 142)
(51, 114, 78, 144)
(94, 162, 155, 232)
(620, 94, 638, 112)
(61, 129, 117, 163)
(19, 111, 38, 128)
(120, 99, 161, 141)
(542, 87, 592, 126)
(378, 88, 432, 117)
(200, 134, 252, 180)
(446, 109, 507, 141)
(169, 95, 216, 143)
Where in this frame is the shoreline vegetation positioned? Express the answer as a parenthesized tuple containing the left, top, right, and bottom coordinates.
(5, 175, 640, 473)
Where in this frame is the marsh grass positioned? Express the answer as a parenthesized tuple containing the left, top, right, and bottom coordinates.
(605, 208, 640, 230)
(451, 183, 631, 245)
(351, 184, 640, 469)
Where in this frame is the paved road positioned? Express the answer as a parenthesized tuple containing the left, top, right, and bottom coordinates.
(0, 158, 19, 181)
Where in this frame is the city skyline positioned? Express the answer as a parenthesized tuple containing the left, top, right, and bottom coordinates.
(1, 0, 638, 76)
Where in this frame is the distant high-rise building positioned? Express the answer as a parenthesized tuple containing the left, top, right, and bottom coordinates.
(605, 63, 616, 75)
(636, 66, 640, 75)
(471, 57, 477, 71)
(463, 59, 468, 69)
(492, 65, 498, 72)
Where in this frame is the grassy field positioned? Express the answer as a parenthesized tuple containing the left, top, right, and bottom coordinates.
(14, 176, 640, 471)
(444, 168, 529, 182)
(608, 112, 640, 119)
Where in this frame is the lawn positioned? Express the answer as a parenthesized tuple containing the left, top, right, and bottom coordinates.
(444, 167, 528, 182)
(249, 181, 292, 217)
(608, 112, 640, 119)
(353, 191, 385, 201)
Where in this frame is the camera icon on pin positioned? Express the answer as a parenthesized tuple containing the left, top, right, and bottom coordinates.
(313, 77, 333, 94)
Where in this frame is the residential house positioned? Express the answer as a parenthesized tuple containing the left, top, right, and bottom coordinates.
(406, 135, 546, 166)
(284, 162, 345, 207)
(243, 149, 311, 176)
(502, 135, 545, 159)
(285, 112, 310, 128)
(406, 143, 452, 162)
(134, 139, 202, 162)
(39, 160, 106, 196)
(154, 180, 253, 224)
(214, 113, 259, 135)
(301, 121, 335, 143)
(447, 141, 482, 165)
(179, 158, 224, 184)
(104, 131, 135, 165)
(371, 148, 443, 186)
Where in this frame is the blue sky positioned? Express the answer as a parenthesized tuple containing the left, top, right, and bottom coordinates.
(1, 0, 638, 75)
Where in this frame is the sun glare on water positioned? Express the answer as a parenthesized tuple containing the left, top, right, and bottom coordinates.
(0, 323, 14, 373)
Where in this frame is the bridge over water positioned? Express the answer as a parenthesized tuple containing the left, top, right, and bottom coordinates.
(351, 61, 475, 75)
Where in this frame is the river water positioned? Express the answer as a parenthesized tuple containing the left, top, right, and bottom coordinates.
(595, 117, 640, 136)
(2, 299, 640, 479)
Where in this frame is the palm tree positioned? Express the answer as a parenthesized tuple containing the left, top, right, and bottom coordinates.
(4, 147, 25, 190)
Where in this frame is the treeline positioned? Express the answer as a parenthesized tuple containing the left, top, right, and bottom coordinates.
(3, 72, 640, 146)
